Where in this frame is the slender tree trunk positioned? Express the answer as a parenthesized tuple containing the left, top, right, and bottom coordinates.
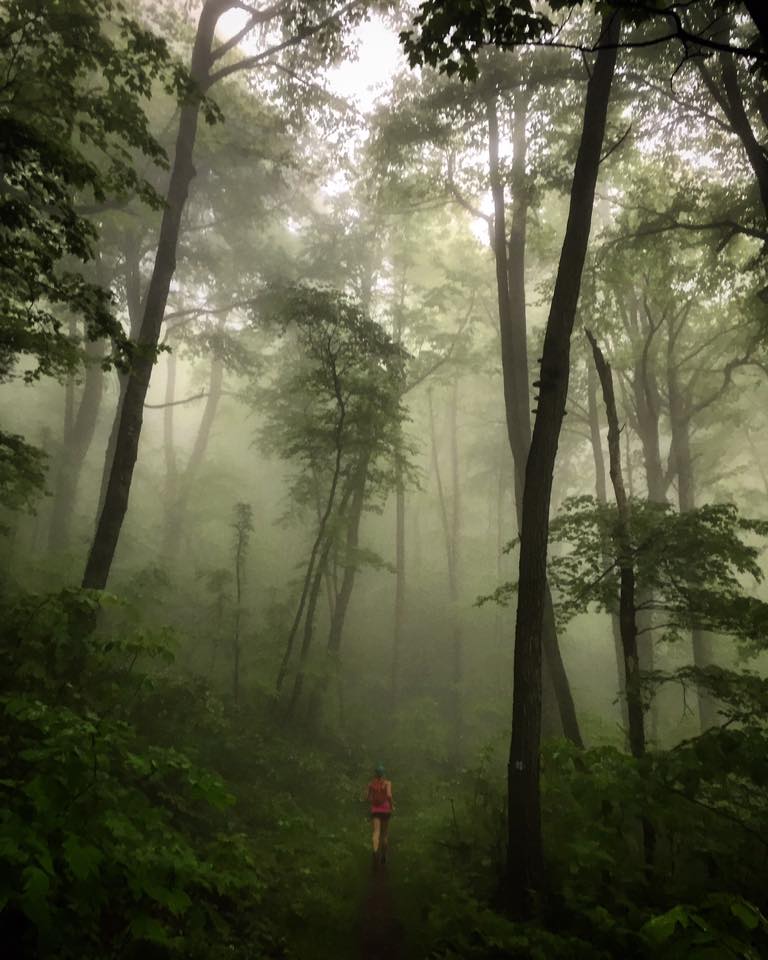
(162, 347, 179, 541)
(428, 386, 463, 750)
(288, 538, 334, 718)
(309, 453, 370, 724)
(449, 378, 463, 754)
(587, 333, 645, 757)
(588, 330, 655, 867)
(495, 442, 506, 646)
(49, 339, 105, 551)
(627, 295, 664, 737)
(276, 410, 347, 692)
(97, 237, 143, 518)
(587, 358, 627, 731)
(162, 350, 225, 560)
(391, 275, 407, 705)
(488, 90, 581, 746)
(506, 11, 620, 914)
(666, 338, 717, 731)
(82, 2, 225, 589)
(286, 478, 355, 715)
(391, 458, 406, 701)
(233, 531, 243, 702)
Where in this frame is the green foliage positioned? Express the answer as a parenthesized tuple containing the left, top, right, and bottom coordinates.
(0, 431, 47, 519)
(401, 2, 556, 81)
(397, 733, 768, 959)
(0, 0, 194, 382)
(253, 282, 408, 518)
(535, 496, 768, 649)
(0, 587, 364, 958)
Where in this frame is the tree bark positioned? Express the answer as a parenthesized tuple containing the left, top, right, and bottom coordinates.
(82, 1, 226, 589)
(488, 89, 581, 746)
(588, 330, 655, 867)
(587, 332, 645, 759)
(587, 359, 628, 733)
(505, 10, 620, 914)
(96, 234, 143, 518)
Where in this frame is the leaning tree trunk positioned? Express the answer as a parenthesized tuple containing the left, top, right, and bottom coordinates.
(487, 91, 581, 747)
(82, 2, 225, 589)
(505, 10, 620, 915)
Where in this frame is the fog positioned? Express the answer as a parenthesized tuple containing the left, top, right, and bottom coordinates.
(2, 2, 768, 957)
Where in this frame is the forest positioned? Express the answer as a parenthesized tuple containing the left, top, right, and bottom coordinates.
(2, 0, 768, 957)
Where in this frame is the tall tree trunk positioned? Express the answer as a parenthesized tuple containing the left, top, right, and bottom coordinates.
(448, 378, 463, 754)
(506, 11, 620, 914)
(588, 330, 654, 867)
(666, 332, 717, 731)
(233, 524, 244, 703)
(488, 90, 581, 746)
(391, 457, 406, 702)
(587, 357, 627, 732)
(391, 274, 407, 705)
(587, 333, 645, 758)
(49, 339, 105, 551)
(82, 2, 225, 589)
(428, 385, 463, 751)
(97, 235, 143, 517)
(626, 293, 664, 737)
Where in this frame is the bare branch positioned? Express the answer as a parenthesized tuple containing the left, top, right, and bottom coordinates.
(207, 0, 364, 87)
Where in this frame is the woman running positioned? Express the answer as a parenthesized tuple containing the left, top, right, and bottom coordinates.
(366, 762, 394, 865)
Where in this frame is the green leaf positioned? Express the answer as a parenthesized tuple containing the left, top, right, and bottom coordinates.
(730, 899, 761, 931)
(21, 865, 50, 924)
(63, 834, 103, 881)
(130, 913, 172, 944)
(643, 905, 692, 943)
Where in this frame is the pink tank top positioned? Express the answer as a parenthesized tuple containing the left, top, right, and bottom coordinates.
(368, 778, 392, 814)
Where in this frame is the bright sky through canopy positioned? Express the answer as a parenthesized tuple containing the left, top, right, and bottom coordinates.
(216, 11, 404, 112)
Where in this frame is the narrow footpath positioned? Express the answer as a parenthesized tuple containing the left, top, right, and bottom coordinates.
(360, 859, 405, 960)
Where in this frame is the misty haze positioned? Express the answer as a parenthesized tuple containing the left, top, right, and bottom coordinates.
(2, 1, 768, 958)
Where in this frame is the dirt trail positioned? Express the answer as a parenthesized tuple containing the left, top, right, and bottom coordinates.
(360, 860, 406, 960)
